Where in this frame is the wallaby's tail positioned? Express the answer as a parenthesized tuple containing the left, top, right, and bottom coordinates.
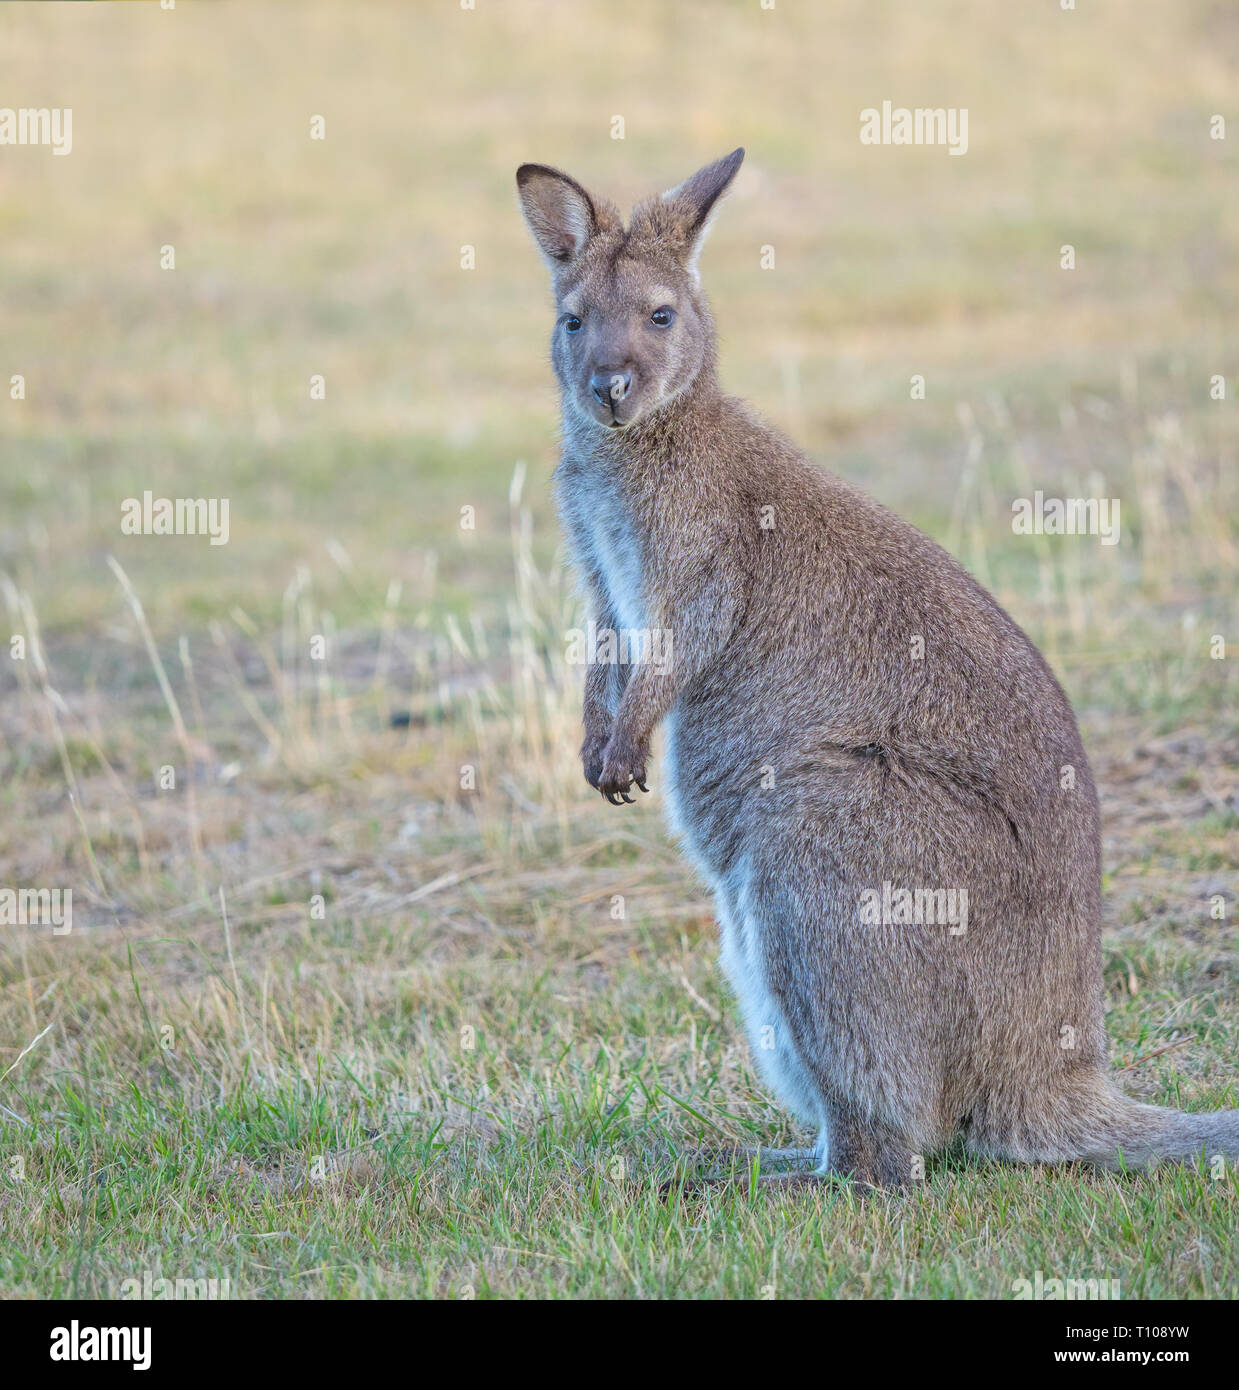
(1074, 1089, 1239, 1170)
(984, 1072, 1239, 1171)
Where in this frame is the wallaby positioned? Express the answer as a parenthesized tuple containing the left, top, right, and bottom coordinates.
(516, 148, 1238, 1189)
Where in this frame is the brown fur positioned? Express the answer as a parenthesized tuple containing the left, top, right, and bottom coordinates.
(517, 149, 1238, 1187)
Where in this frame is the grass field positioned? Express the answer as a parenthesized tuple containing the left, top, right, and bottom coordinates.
(1, 0, 1237, 1299)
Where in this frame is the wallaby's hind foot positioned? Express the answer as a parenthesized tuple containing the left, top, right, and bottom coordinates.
(661, 1168, 879, 1204)
(659, 1145, 823, 1203)
(664, 1112, 915, 1199)
(689, 1144, 818, 1170)
(756, 1171, 891, 1198)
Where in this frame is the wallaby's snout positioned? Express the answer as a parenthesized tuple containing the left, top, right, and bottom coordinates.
(589, 368, 634, 424)
(516, 149, 744, 433)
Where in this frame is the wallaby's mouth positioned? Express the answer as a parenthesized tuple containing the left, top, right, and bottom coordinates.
(582, 401, 637, 431)
(588, 398, 638, 430)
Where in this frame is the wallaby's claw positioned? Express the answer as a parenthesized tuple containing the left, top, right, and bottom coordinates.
(635, 779, 649, 793)
(596, 736, 648, 806)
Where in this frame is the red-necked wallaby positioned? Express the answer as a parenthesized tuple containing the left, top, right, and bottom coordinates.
(517, 148, 1238, 1188)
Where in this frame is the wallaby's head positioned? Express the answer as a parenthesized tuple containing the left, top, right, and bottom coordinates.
(516, 148, 744, 431)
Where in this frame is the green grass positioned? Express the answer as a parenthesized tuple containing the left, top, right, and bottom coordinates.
(1, 736, 1236, 1299)
(1, 0, 1237, 1299)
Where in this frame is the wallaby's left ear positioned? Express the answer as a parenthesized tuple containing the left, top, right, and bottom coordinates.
(661, 147, 745, 273)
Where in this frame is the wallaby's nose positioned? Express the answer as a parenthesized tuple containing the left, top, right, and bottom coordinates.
(590, 370, 633, 410)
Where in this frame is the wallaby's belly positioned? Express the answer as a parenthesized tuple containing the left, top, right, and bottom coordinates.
(659, 702, 767, 886)
(659, 688, 847, 884)
(662, 705, 841, 1132)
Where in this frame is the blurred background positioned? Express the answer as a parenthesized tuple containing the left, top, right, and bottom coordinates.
(0, 1, 1236, 1298)
(5, 1, 1237, 639)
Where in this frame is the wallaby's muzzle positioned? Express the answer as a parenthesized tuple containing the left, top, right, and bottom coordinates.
(588, 368, 635, 425)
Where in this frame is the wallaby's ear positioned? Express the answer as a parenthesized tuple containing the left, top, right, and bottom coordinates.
(660, 147, 745, 274)
(516, 164, 616, 268)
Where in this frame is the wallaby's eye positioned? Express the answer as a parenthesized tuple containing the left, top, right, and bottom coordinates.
(651, 306, 675, 327)
(563, 315, 582, 333)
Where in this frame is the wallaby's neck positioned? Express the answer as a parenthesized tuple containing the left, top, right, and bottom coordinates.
(563, 362, 724, 473)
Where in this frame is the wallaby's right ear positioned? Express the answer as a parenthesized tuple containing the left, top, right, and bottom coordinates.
(516, 164, 616, 268)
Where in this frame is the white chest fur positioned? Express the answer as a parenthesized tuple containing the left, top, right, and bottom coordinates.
(571, 474, 648, 637)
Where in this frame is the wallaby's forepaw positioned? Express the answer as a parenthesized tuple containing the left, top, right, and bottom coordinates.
(597, 733, 649, 805)
(581, 732, 610, 792)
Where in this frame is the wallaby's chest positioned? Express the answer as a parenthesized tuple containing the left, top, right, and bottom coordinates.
(561, 468, 648, 634)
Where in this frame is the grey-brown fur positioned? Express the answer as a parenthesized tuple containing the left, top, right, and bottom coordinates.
(517, 149, 1238, 1187)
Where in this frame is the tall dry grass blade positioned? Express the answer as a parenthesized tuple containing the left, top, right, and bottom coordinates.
(106, 555, 206, 901)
